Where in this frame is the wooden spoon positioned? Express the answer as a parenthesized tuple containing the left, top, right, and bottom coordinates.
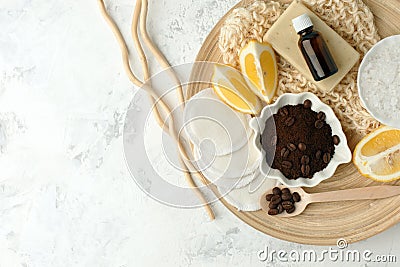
(260, 185, 400, 218)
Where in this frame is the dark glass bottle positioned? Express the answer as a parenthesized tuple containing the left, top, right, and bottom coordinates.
(292, 14, 338, 81)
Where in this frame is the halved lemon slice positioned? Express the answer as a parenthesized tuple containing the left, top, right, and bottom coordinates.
(353, 126, 400, 182)
(239, 40, 278, 103)
(212, 64, 262, 115)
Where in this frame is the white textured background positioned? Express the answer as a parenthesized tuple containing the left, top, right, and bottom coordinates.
(0, 0, 399, 266)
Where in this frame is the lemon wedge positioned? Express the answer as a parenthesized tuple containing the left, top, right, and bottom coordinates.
(353, 126, 400, 182)
(239, 41, 278, 103)
(212, 64, 262, 114)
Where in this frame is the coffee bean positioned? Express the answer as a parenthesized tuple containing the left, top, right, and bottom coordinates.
(281, 193, 292, 201)
(269, 202, 277, 209)
(333, 135, 340, 145)
(271, 195, 282, 205)
(323, 152, 331, 164)
(285, 116, 295, 127)
(287, 143, 297, 151)
(282, 201, 293, 210)
(268, 209, 279, 215)
(298, 142, 307, 151)
(280, 147, 289, 158)
(281, 161, 293, 169)
(292, 192, 301, 202)
(281, 188, 290, 195)
(315, 120, 324, 129)
(301, 155, 310, 165)
(272, 187, 282, 196)
(317, 111, 326, 121)
(271, 135, 278, 146)
(303, 99, 312, 109)
(278, 107, 289, 117)
(301, 164, 311, 176)
(287, 206, 296, 214)
(266, 194, 274, 201)
(277, 204, 284, 214)
(316, 150, 322, 160)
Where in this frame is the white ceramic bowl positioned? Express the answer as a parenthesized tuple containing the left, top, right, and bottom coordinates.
(249, 92, 352, 187)
(358, 34, 400, 128)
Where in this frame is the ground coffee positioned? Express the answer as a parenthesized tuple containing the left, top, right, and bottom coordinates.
(261, 99, 339, 180)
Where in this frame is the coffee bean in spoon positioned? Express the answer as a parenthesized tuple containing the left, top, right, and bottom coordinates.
(292, 192, 301, 202)
(266, 194, 274, 201)
(272, 187, 282, 195)
(287, 206, 296, 214)
(277, 204, 284, 214)
(282, 201, 294, 210)
(281, 188, 290, 195)
(271, 195, 282, 205)
(282, 193, 292, 201)
(268, 209, 279, 215)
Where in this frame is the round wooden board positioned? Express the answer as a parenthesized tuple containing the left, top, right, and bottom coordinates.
(187, 0, 400, 245)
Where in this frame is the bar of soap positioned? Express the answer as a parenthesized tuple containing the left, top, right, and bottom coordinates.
(265, 0, 360, 92)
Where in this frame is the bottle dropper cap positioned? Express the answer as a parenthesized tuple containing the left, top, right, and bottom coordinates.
(292, 14, 313, 33)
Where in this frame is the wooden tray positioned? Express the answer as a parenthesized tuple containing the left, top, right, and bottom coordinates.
(187, 0, 400, 245)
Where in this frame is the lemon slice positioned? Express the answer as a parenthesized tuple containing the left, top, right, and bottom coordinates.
(353, 126, 400, 182)
(212, 64, 262, 115)
(239, 40, 278, 103)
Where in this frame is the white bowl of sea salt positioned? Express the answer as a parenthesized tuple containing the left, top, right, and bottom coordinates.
(358, 35, 400, 128)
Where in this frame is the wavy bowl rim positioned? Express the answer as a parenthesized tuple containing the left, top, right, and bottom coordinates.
(249, 92, 352, 188)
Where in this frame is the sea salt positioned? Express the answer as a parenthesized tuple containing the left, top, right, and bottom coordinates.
(360, 36, 400, 126)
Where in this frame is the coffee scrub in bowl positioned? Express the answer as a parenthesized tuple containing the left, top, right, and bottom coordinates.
(250, 92, 352, 187)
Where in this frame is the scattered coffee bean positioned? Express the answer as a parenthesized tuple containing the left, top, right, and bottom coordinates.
(301, 155, 310, 165)
(268, 209, 279, 215)
(271, 135, 278, 146)
(277, 204, 284, 214)
(315, 120, 324, 129)
(285, 116, 295, 127)
(282, 201, 294, 210)
(323, 152, 331, 164)
(317, 111, 326, 121)
(266, 194, 274, 201)
(287, 143, 297, 151)
(272, 187, 282, 196)
(280, 147, 290, 158)
(281, 161, 293, 169)
(298, 142, 307, 151)
(292, 192, 301, 202)
(316, 150, 322, 160)
(333, 135, 340, 145)
(281, 188, 290, 195)
(301, 164, 311, 176)
(282, 193, 292, 201)
(279, 107, 289, 117)
(271, 195, 282, 205)
(303, 99, 312, 109)
(287, 206, 296, 214)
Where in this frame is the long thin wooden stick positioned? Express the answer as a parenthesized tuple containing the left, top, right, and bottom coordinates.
(97, 0, 215, 219)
